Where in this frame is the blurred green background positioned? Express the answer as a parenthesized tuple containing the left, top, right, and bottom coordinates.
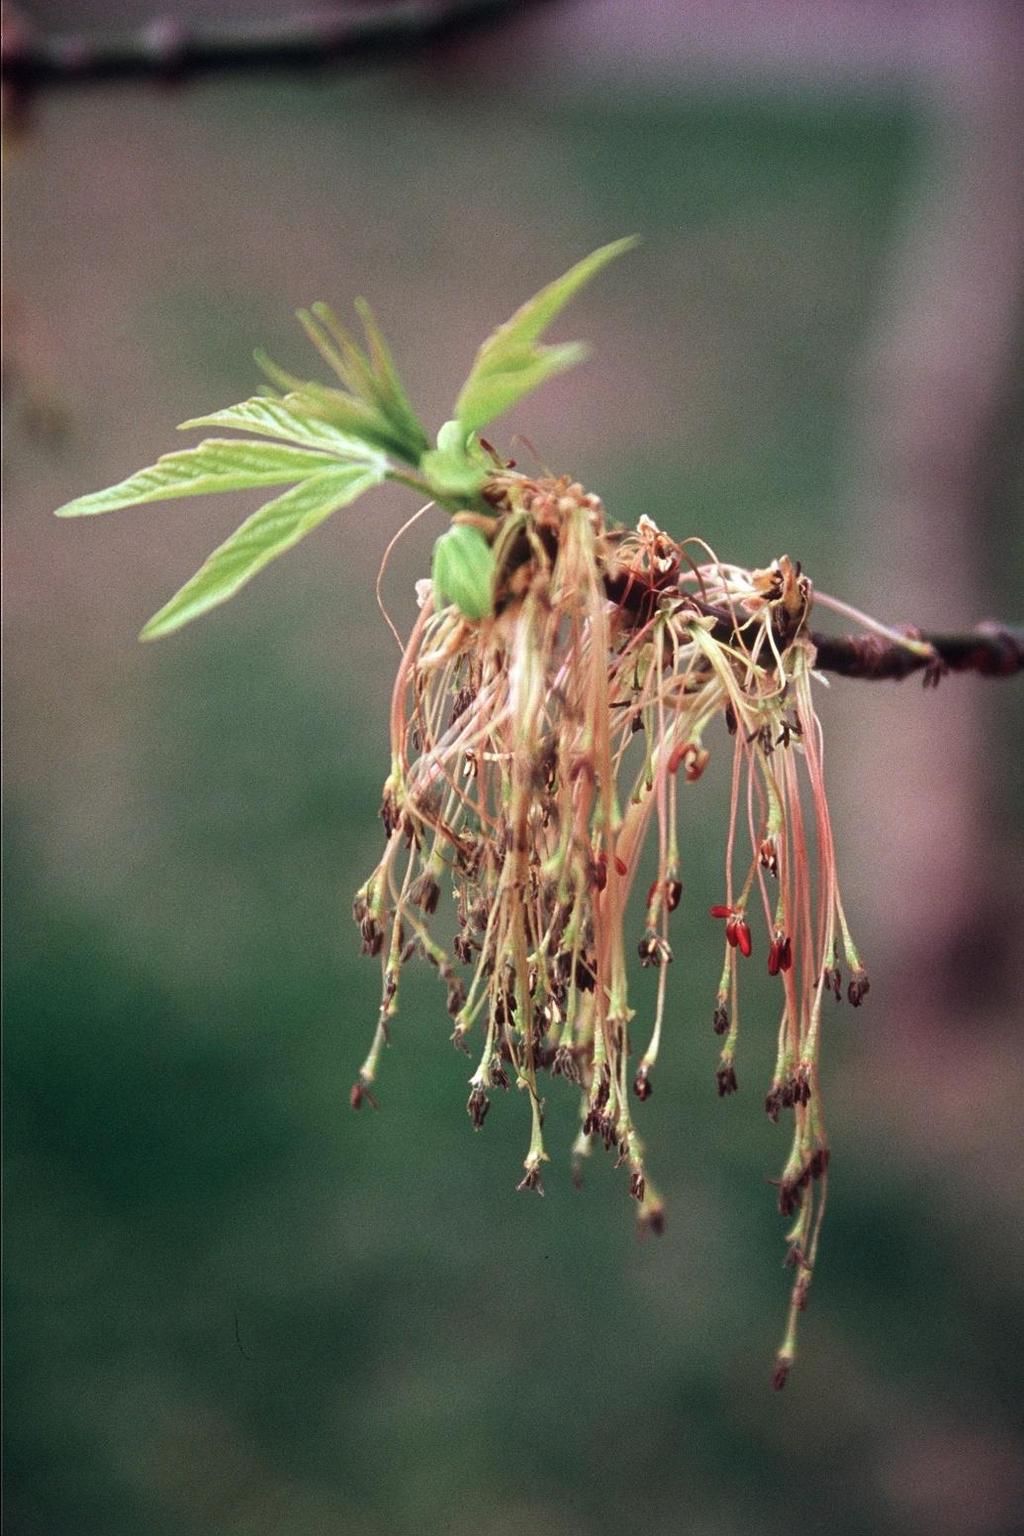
(5, 8, 1024, 1534)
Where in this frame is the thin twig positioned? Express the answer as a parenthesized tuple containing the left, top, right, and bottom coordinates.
(806, 623, 1024, 683)
(608, 577, 1023, 683)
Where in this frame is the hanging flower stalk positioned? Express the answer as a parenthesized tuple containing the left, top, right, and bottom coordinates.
(354, 483, 868, 1387)
(58, 237, 1017, 1388)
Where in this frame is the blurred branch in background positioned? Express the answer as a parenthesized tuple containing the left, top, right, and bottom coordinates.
(0, 0, 549, 112)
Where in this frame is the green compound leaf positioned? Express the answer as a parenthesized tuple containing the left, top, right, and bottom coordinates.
(295, 301, 429, 466)
(178, 398, 389, 467)
(353, 298, 428, 456)
(453, 236, 639, 434)
(431, 523, 496, 621)
(278, 382, 412, 461)
(54, 439, 342, 518)
(140, 462, 384, 640)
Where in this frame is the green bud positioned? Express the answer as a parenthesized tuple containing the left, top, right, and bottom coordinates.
(431, 524, 496, 621)
(420, 420, 488, 503)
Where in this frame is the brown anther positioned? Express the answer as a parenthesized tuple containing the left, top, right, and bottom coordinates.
(452, 933, 474, 964)
(359, 916, 384, 957)
(636, 1201, 666, 1238)
(450, 684, 476, 721)
(446, 978, 467, 1016)
(490, 1057, 511, 1092)
(380, 791, 400, 838)
(552, 1045, 579, 1082)
(759, 838, 779, 878)
(724, 703, 738, 736)
(466, 1085, 490, 1130)
(713, 1002, 730, 1036)
(716, 1062, 739, 1097)
(450, 1024, 470, 1055)
(409, 871, 440, 915)
(516, 1166, 544, 1196)
(633, 1066, 653, 1101)
(629, 1169, 646, 1202)
(665, 878, 683, 912)
(764, 1086, 782, 1123)
(847, 969, 870, 1007)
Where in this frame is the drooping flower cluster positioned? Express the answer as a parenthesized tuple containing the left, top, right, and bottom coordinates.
(351, 471, 869, 1386)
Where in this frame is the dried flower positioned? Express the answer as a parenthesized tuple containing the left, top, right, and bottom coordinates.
(351, 483, 871, 1385)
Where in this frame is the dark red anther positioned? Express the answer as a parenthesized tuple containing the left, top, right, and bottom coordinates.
(350, 1080, 378, 1111)
(710, 904, 733, 920)
(735, 918, 752, 958)
(771, 1360, 791, 1392)
(725, 916, 739, 948)
(614, 854, 628, 878)
(669, 741, 710, 781)
(593, 852, 607, 891)
(651, 878, 683, 912)
(768, 932, 791, 976)
(685, 748, 710, 782)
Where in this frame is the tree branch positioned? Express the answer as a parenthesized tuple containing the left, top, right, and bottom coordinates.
(807, 623, 1024, 683)
(0, 1, 542, 92)
(604, 571, 1022, 682)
